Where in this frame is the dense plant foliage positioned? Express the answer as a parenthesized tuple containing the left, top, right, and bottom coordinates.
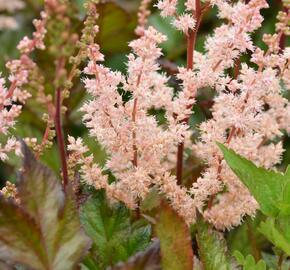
(0, 0, 289, 269)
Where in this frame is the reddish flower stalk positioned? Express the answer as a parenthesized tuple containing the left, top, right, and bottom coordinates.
(279, 0, 288, 51)
(54, 56, 69, 189)
(0, 81, 17, 111)
(176, 0, 203, 185)
(132, 97, 138, 167)
(55, 86, 69, 189)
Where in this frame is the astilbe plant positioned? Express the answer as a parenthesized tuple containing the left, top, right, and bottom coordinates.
(0, 0, 289, 269)
(68, 0, 290, 230)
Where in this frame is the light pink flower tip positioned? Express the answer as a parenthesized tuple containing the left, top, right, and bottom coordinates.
(173, 14, 196, 34)
(156, 0, 177, 17)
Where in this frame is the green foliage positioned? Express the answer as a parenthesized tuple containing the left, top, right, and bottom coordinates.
(155, 201, 193, 270)
(259, 217, 290, 256)
(219, 144, 290, 257)
(227, 215, 266, 258)
(234, 251, 267, 270)
(218, 143, 288, 217)
(80, 192, 151, 269)
(196, 215, 232, 270)
(0, 144, 91, 269)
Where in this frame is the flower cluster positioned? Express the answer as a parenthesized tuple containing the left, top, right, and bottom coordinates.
(0, 181, 18, 201)
(0, 10, 48, 161)
(191, 0, 290, 229)
(135, 0, 152, 36)
(71, 13, 196, 219)
(71, 0, 290, 230)
(157, 0, 196, 35)
(1, 0, 288, 232)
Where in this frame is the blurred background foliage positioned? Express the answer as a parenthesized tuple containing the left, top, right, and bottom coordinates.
(0, 0, 289, 264)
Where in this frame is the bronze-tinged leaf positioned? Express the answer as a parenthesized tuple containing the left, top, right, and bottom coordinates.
(50, 186, 91, 270)
(0, 196, 47, 269)
(97, 2, 137, 54)
(0, 143, 91, 270)
(196, 215, 232, 270)
(0, 260, 17, 270)
(17, 142, 65, 261)
(110, 241, 161, 270)
(155, 201, 193, 270)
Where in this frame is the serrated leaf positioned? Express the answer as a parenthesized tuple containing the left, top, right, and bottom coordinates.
(155, 201, 193, 270)
(81, 252, 101, 270)
(259, 217, 290, 256)
(0, 143, 91, 269)
(80, 193, 151, 269)
(218, 143, 288, 217)
(110, 241, 161, 270)
(196, 215, 232, 270)
(218, 144, 290, 257)
(233, 251, 266, 270)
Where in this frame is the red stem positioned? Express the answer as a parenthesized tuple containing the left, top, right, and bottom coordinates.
(132, 98, 138, 167)
(279, 1, 288, 51)
(0, 81, 17, 110)
(55, 86, 69, 189)
(176, 0, 202, 185)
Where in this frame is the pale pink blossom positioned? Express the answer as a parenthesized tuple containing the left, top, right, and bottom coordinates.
(79, 24, 195, 221)
(156, 0, 177, 17)
(173, 13, 196, 34)
(76, 0, 290, 230)
(135, 0, 152, 36)
(0, 9, 47, 160)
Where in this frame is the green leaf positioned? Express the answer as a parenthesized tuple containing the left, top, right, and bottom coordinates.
(196, 215, 232, 270)
(0, 143, 91, 269)
(110, 241, 161, 270)
(218, 143, 287, 217)
(81, 252, 101, 270)
(80, 192, 151, 269)
(155, 201, 193, 270)
(233, 251, 266, 270)
(227, 214, 266, 258)
(218, 144, 290, 256)
(259, 217, 290, 256)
